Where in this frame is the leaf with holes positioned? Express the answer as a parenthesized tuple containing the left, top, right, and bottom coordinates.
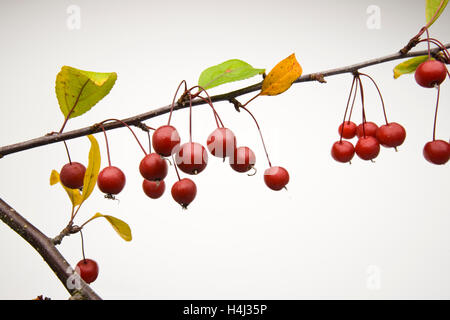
(426, 0, 448, 26)
(55, 66, 117, 119)
(260, 54, 302, 96)
(86, 213, 132, 241)
(49, 170, 82, 207)
(198, 59, 265, 90)
(81, 135, 101, 202)
(393, 55, 430, 79)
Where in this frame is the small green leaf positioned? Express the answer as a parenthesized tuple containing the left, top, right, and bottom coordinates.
(198, 59, 265, 90)
(55, 66, 117, 119)
(426, 0, 448, 26)
(81, 135, 101, 201)
(393, 55, 429, 79)
(87, 213, 132, 241)
(50, 170, 82, 207)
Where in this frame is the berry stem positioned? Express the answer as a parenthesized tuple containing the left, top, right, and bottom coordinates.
(168, 80, 188, 125)
(347, 76, 359, 124)
(80, 229, 86, 262)
(147, 130, 152, 154)
(240, 106, 272, 167)
(98, 118, 147, 156)
(188, 85, 224, 128)
(188, 93, 193, 143)
(98, 124, 112, 167)
(359, 73, 389, 125)
(356, 74, 367, 138)
(172, 155, 181, 181)
(424, 27, 432, 59)
(339, 75, 357, 142)
(419, 38, 450, 61)
(63, 141, 72, 164)
(241, 92, 262, 108)
(432, 85, 441, 141)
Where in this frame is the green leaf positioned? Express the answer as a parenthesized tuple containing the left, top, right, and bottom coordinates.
(49, 170, 83, 207)
(55, 66, 117, 119)
(393, 55, 429, 79)
(87, 213, 132, 241)
(426, 0, 448, 26)
(81, 135, 101, 201)
(198, 59, 265, 90)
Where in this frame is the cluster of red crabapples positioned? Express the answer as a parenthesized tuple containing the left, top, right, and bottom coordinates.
(331, 72, 407, 164)
(332, 29, 450, 165)
(59, 82, 290, 212)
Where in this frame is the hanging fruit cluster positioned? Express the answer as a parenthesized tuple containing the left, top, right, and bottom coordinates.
(331, 73, 407, 164)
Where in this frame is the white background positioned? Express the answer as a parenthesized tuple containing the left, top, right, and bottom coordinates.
(0, 0, 449, 299)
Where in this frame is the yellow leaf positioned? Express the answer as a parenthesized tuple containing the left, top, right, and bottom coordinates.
(49, 169, 82, 206)
(260, 53, 302, 96)
(50, 170, 60, 185)
(88, 213, 132, 241)
(82, 135, 101, 201)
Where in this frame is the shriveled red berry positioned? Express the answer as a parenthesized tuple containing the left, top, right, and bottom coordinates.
(152, 125, 181, 156)
(423, 140, 450, 165)
(338, 121, 357, 139)
(331, 140, 355, 163)
(355, 136, 380, 160)
(139, 153, 168, 181)
(171, 178, 197, 209)
(207, 127, 237, 158)
(229, 146, 256, 173)
(356, 122, 378, 138)
(264, 166, 289, 191)
(414, 60, 447, 88)
(142, 179, 165, 199)
(97, 166, 126, 195)
(175, 142, 208, 175)
(376, 122, 406, 148)
(76, 259, 99, 284)
(60, 162, 86, 189)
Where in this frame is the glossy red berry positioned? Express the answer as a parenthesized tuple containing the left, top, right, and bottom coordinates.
(229, 146, 256, 173)
(60, 162, 86, 189)
(356, 121, 378, 138)
(423, 140, 450, 165)
(331, 140, 355, 163)
(171, 178, 197, 209)
(338, 121, 357, 139)
(206, 127, 237, 158)
(142, 179, 165, 199)
(175, 142, 208, 175)
(76, 259, 99, 284)
(355, 136, 380, 160)
(264, 166, 289, 191)
(414, 60, 447, 88)
(139, 153, 168, 181)
(376, 122, 406, 148)
(152, 125, 181, 157)
(97, 166, 126, 195)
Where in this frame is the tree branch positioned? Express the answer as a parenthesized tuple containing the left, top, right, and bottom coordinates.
(0, 44, 448, 159)
(0, 197, 102, 300)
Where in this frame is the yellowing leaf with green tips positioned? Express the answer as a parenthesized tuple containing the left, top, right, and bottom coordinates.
(426, 0, 448, 27)
(87, 213, 132, 241)
(393, 55, 429, 79)
(260, 54, 302, 96)
(55, 66, 117, 119)
(81, 135, 101, 201)
(49, 169, 82, 207)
